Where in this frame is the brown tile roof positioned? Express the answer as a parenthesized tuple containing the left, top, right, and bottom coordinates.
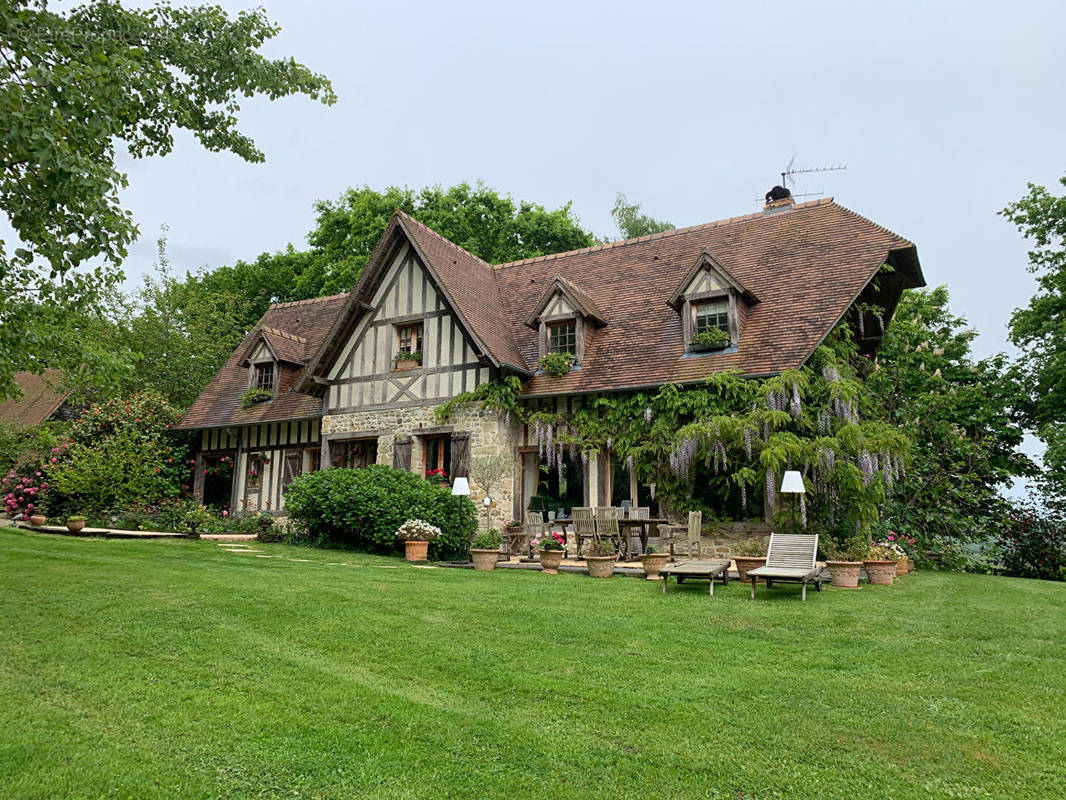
(0, 369, 72, 426)
(184, 198, 922, 430)
(526, 275, 607, 328)
(240, 326, 309, 366)
(492, 199, 922, 396)
(177, 294, 348, 430)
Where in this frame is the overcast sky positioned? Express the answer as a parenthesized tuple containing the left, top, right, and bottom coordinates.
(82, 1, 1066, 364)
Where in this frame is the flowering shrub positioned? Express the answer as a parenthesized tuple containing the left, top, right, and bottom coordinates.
(1, 464, 47, 516)
(531, 530, 566, 551)
(43, 392, 190, 516)
(998, 502, 1066, 582)
(395, 519, 442, 542)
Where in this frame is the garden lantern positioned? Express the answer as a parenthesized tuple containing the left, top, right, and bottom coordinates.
(452, 477, 470, 542)
(780, 470, 805, 535)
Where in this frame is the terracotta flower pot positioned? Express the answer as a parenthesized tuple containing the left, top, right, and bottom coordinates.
(470, 549, 500, 570)
(585, 554, 616, 578)
(895, 557, 913, 576)
(826, 560, 862, 588)
(864, 560, 897, 585)
(28, 514, 47, 527)
(539, 548, 564, 574)
(404, 540, 430, 562)
(66, 519, 85, 533)
(733, 555, 766, 582)
(640, 552, 670, 580)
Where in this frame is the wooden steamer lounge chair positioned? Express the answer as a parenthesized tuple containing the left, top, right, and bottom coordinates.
(747, 533, 826, 601)
(659, 559, 731, 596)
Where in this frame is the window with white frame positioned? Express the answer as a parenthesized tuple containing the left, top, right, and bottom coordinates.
(254, 362, 276, 392)
(548, 320, 577, 355)
(694, 298, 730, 336)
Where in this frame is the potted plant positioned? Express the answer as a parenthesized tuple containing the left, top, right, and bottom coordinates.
(864, 543, 898, 585)
(239, 388, 273, 408)
(183, 505, 214, 540)
(257, 512, 283, 542)
(880, 530, 917, 576)
(689, 328, 731, 353)
(584, 537, 617, 579)
(28, 512, 47, 527)
(393, 350, 423, 371)
(531, 529, 566, 574)
(469, 529, 503, 570)
(424, 468, 449, 486)
(823, 536, 867, 589)
(539, 351, 577, 377)
(639, 545, 670, 580)
(732, 538, 767, 581)
(66, 515, 86, 533)
(395, 519, 441, 562)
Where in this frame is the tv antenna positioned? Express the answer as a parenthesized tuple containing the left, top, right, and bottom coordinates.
(756, 156, 847, 202)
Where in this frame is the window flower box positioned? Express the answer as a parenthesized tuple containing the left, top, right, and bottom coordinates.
(393, 349, 423, 371)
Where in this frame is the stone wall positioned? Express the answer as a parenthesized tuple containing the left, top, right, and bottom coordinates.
(699, 521, 773, 558)
(321, 404, 518, 531)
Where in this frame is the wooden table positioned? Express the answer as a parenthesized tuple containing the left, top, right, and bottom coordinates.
(551, 517, 667, 557)
(659, 559, 731, 596)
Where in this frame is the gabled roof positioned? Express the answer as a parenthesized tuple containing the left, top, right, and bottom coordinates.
(300, 212, 532, 388)
(239, 326, 308, 366)
(182, 197, 924, 430)
(667, 249, 759, 309)
(178, 294, 348, 430)
(492, 198, 923, 396)
(0, 369, 72, 426)
(524, 275, 607, 328)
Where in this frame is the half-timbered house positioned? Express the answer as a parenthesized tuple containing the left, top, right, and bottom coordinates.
(178, 193, 924, 523)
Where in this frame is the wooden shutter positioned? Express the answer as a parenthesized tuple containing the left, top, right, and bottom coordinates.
(282, 451, 301, 488)
(393, 436, 412, 471)
(449, 433, 470, 479)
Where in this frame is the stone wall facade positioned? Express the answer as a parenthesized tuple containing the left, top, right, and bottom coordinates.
(321, 403, 518, 531)
(699, 521, 773, 558)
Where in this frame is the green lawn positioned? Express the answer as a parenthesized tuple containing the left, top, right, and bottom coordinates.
(1, 530, 1064, 800)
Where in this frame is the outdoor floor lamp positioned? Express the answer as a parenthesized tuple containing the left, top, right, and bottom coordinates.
(780, 470, 806, 534)
(452, 477, 470, 541)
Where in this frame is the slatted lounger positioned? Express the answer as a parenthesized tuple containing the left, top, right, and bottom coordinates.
(659, 559, 731, 596)
(747, 533, 826, 601)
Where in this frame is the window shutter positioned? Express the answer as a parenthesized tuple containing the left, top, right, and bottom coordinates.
(393, 436, 412, 471)
(449, 433, 470, 479)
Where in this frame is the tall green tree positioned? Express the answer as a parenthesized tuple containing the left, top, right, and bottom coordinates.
(1002, 176, 1066, 500)
(611, 193, 675, 239)
(119, 227, 255, 409)
(188, 182, 599, 332)
(868, 287, 1033, 540)
(0, 0, 334, 398)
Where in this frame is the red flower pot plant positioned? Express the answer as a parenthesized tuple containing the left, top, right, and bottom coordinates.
(395, 518, 442, 562)
(531, 529, 567, 574)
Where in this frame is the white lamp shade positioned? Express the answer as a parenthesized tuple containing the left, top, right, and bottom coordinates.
(780, 470, 806, 494)
(451, 477, 471, 496)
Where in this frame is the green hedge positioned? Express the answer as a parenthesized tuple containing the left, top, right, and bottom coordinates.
(285, 465, 477, 560)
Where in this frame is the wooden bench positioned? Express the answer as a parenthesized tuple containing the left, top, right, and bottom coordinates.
(659, 559, 731, 596)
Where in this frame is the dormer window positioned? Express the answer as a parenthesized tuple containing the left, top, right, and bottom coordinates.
(669, 250, 758, 355)
(526, 276, 607, 373)
(254, 362, 276, 393)
(548, 320, 577, 355)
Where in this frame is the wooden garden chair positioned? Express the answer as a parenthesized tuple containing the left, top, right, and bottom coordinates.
(593, 506, 624, 558)
(747, 532, 826, 602)
(661, 510, 701, 558)
(571, 507, 596, 558)
(509, 512, 544, 557)
(622, 506, 650, 555)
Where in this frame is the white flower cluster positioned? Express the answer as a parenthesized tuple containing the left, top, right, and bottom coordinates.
(395, 519, 442, 542)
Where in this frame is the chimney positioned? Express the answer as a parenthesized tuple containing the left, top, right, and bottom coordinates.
(764, 185, 794, 211)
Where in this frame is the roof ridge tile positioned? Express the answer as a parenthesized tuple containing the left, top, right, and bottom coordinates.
(268, 292, 349, 310)
(492, 198, 836, 269)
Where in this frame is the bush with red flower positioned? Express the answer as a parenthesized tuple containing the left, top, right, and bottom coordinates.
(1, 463, 47, 517)
(998, 501, 1066, 582)
(425, 468, 449, 485)
(42, 392, 191, 517)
